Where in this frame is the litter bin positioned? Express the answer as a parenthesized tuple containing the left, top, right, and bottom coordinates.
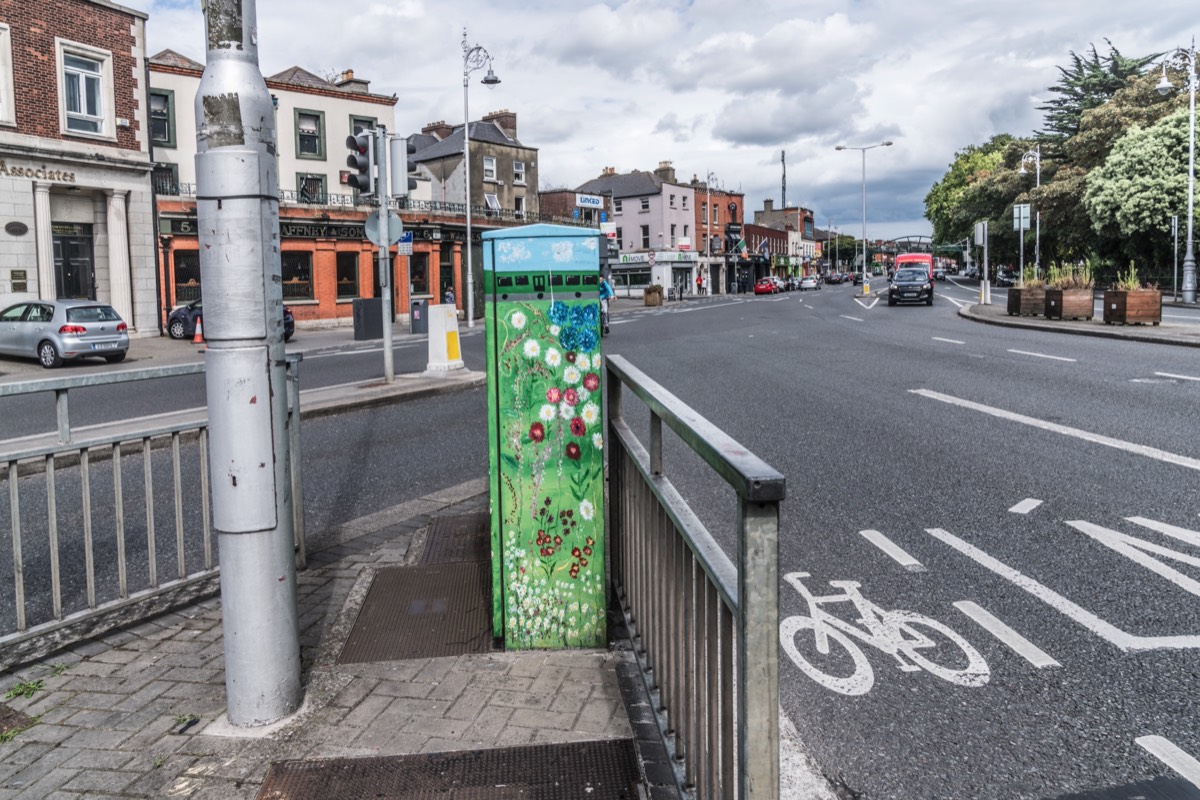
(410, 299, 429, 334)
(351, 297, 382, 341)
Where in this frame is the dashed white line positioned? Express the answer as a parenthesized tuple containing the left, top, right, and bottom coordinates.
(911, 388, 1200, 472)
(840, 314, 864, 322)
(1009, 498, 1043, 514)
(953, 601, 1060, 669)
(1156, 371, 1200, 382)
(932, 337, 965, 345)
(859, 530, 925, 571)
(1137, 736, 1200, 788)
(1007, 349, 1077, 362)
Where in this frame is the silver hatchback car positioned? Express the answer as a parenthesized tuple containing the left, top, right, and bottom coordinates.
(0, 299, 130, 368)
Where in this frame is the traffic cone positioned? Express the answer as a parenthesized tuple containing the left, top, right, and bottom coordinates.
(193, 317, 204, 344)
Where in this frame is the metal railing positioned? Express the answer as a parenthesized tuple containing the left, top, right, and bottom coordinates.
(0, 358, 304, 668)
(605, 355, 783, 799)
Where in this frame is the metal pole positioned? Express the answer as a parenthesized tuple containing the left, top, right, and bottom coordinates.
(196, 0, 300, 727)
(1174, 215, 1180, 300)
(1184, 43, 1197, 304)
(462, 36, 474, 328)
(1034, 144, 1041, 277)
(378, 127, 394, 383)
(860, 149, 867, 277)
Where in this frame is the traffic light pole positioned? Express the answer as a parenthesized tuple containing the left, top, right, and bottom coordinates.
(376, 127, 394, 384)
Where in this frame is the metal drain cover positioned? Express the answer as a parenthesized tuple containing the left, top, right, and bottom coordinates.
(421, 511, 491, 564)
(257, 738, 643, 799)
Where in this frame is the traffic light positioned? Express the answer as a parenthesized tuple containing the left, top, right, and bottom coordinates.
(346, 126, 375, 197)
(389, 137, 418, 198)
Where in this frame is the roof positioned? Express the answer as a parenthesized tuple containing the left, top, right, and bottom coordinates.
(412, 121, 525, 163)
(267, 66, 335, 90)
(149, 49, 204, 71)
(575, 171, 662, 199)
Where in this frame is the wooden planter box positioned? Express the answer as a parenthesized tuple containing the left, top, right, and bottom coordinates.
(1044, 288, 1094, 320)
(1102, 289, 1161, 325)
(643, 287, 663, 307)
(1007, 286, 1046, 316)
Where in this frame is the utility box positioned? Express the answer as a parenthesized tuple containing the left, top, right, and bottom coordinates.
(352, 297, 382, 341)
(410, 299, 429, 334)
(484, 224, 606, 649)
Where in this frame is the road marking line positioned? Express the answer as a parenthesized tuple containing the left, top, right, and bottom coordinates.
(910, 389, 1200, 473)
(1156, 371, 1200, 382)
(1137, 736, 1200, 788)
(927, 527, 1200, 652)
(1067, 520, 1200, 597)
(859, 530, 925, 571)
(1007, 349, 1077, 362)
(840, 315, 864, 322)
(944, 296, 969, 308)
(953, 601, 1060, 668)
(932, 337, 965, 344)
(1009, 498, 1043, 514)
(853, 297, 879, 310)
(1127, 516, 1200, 547)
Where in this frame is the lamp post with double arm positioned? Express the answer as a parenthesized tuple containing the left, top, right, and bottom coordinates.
(461, 28, 501, 327)
(1156, 39, 1197, 304)
(835, 141, 893, 280)
(1019, 143, 1042, 278)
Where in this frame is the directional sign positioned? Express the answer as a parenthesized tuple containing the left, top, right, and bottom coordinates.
(1013, 204, 1030, 232)
(364, 210, 404, 247)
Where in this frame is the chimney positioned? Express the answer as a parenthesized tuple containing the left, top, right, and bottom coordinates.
(422, 120, 455, 140)
(602, 166, 617, 177)
(763, 198, 775, 212)
(335, 69, 371, 94)
(483, 109, 517, 138)
(654, 160, 676, 183)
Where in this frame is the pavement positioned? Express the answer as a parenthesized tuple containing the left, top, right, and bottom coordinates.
(1, 291, 1198, 800)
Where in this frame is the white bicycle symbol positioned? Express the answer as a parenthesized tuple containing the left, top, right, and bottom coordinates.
(780, 571, 990, 696)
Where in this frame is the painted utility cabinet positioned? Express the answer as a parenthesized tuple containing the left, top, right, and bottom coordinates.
(484, 224, 606, 649)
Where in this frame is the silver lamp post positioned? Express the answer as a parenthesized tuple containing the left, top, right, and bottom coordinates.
(1157, 39, 1197, 304)
(462, 28, 500, 328)
(1019, 143, 1042, 278)
(836, 141, 893, 278)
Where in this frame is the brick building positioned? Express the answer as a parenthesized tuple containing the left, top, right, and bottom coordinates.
(0, 0, 156, 331)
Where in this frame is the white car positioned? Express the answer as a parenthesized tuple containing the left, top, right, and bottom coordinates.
(798, 276, 820, 291)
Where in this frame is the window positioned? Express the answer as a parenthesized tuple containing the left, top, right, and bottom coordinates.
(669, 194, 676, 208)
(149, 89, 175, 147)
(640, 225, 650, 249)
(483, 156, 497, 181)
(613, 199, 622, 214)
(410, 252, 429, 295)
(56, 40, 114, 137)
(281, 252, 314, 300)
(152, 163, 179, 195)
(484, 193, 501, 213)
(682, 195, 688, 210)
(670, 224, 677, 247)
(173, 250, 201, 302)
(295, 110, 325, 159)
(615, 227, 623, 248)
(640, 197, 649, 212)
(0, 24, 13, 126)
(684, 225, 689, 240)
(701, 202, 707, 227)
(513, 161, 525, 184)
(514, 195, 526, 218)
(297, 174, 326, 204)
(713, 205, 720, 225)
(336, 251, 359, 299)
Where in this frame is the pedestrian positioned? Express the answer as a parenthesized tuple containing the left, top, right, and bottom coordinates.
(443, 287, 455, 305)
(598, 274, 614, 336)
(696, 273, 703, 296)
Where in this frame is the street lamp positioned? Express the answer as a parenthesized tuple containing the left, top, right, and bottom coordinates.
(835, 141, 893, 279)
(462, 28, 501, 328)
(1156, 39, 1197, 304)
(1019, 143, 1042, 277)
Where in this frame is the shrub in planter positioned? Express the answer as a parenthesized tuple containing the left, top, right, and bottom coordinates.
(1044, 261, 1095, 320)
(1103, 263, 1161, 325)
(1007, 267, 1046, 316)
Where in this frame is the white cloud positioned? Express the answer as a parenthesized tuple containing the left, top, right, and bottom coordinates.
(137, 0, 1198, 241)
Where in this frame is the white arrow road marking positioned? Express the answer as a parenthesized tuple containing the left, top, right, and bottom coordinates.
(927, 527, 1200, 652)
(911, 389, 1200, 472)
(840, 315, 864, 322)
(860, 530, 925, 571)
(1007, 349, 1077, 362)
(953, 601, 1060, 668)
(1156, 371, 1200, 382)
(1066, 520, 1200, 597)
(1009, 498, 1043, 514)
(943, 296, 970, 309)
(853, 297, 879, 310)
(932, 337, 965, 344)
(1137, 736, 1200, 789)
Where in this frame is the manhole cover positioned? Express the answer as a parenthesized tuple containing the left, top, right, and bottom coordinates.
(421, 511, 491, 564)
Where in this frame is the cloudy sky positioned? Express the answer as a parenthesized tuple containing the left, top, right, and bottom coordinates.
(135, 0, 1197, 242)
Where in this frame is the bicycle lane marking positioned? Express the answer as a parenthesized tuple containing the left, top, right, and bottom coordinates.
(860, 530, 925, 571)
(1137, 736, 1200, 789)
(953, 601, 1060, 669)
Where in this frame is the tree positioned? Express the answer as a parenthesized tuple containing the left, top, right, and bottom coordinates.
(924, 135, 1015, 244)
(1037, 40, 1161, 144)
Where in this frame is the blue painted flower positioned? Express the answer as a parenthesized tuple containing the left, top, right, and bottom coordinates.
(559, 326, 579, 351)
(575, 328, 598, 352)
(549, 302, 570, 326)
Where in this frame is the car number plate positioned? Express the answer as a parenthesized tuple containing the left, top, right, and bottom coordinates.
(92, 342, 119, 350)
(902, 292, 916, 297)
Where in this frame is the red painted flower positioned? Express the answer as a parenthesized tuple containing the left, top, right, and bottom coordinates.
(572, 547, 582, 558)
(570, 417, 586, 437)
(529, 422, 545, 442)
(546, 387, 562, 403)
(583, 372, 600, 391)
(566, 352, 577, 362)
(565, 442, 581, 460)
(554, 535, 562, 545)
(564, 388, 579, 406)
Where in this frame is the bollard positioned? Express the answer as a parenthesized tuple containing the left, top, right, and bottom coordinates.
(426, 304, 465, 372)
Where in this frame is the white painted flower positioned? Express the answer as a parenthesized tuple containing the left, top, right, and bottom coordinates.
(576, 354, 590, 370)
(576, 388, 590, 403)
(559, 402, 573, 420)
(590, 355, 602, 370)
(579, 499, 595, 520)
(592, 433, 603, 450)
(523, 339, 540, 358)
(581, 402, 600, 425)
(510, 311, 526, 330)
(545, 347, 562, 368)
(564, 365, 581, 384)
(549, 324, 561, 336)
(539, 404, 557, 422)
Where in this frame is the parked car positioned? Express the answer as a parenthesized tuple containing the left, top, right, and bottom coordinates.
(0, 299, 130, 368)
(964, 266, 979, 279)
(933, 266, 947, 281)
(753, 278, 777, 295)
(852, 273, 864, 285)
(771, 276, 788, 292)
(168, 299, 295, 342)
(994, 269, 1016, 288)
(825, 272, 843, 285)
(887, 267, 934, 306)
(799, 276, 820, 291)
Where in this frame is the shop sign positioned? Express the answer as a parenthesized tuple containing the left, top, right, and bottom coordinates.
(0, 159, 77, 183)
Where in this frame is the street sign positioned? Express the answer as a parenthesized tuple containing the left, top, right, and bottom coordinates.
(1013, 204, 1030, 232)
(364, 210, 404, 247)
(648, 251, 656, 266)
(396, 231, 414, 255)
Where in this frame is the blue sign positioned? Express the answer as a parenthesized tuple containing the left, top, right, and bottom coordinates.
(573, 209, 580, 218)
(601, 212, 607, 223)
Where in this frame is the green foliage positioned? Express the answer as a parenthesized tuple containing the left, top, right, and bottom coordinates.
(1046, 260, 1095, 289)
(1037, 40, 1162, 143)
(924, 135, 1014, 243)
(1113, 262, 1141, 291)
(3, 679, 44, 700)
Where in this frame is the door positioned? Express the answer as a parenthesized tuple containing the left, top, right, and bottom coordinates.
(52, 224, 95, 300)
(0, 303, 30, 355)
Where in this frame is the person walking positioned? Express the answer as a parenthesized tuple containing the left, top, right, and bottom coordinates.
(696, 273, 704, 296)
(599, 274, 614, 336)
